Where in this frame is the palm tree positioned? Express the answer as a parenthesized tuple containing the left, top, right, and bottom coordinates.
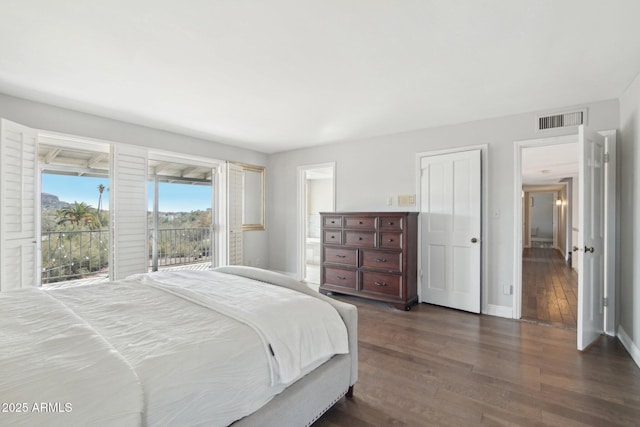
(56, 202, 101, 229)
(97, 184, 105, 214)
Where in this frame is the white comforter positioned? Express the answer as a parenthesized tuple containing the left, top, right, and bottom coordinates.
(0, 288, 143, 427)
(0, 270, 349, 426)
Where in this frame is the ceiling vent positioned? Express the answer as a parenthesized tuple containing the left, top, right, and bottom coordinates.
(536, 109, 586, 131)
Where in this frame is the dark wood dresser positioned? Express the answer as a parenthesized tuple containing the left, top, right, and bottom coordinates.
(319, 212, 418, 310)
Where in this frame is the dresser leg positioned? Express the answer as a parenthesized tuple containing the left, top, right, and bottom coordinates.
(346, 386, 354, 399)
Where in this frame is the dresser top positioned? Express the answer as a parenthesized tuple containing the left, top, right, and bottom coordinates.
(319, 211, 418, 215)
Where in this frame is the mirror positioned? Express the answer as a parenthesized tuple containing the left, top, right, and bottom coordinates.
(233, 162, 265, 231)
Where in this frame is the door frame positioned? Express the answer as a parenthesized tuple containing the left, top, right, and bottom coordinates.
(513, 135, 575, 320)
(415, 144, 488, 313)
(296, 162, 336, 282)
(512, 132, 616, 335)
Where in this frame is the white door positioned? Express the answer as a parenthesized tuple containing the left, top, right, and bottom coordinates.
(577, 125, 606, 350)
(420, 149, 481, 313)
(0, 119, 39, 291)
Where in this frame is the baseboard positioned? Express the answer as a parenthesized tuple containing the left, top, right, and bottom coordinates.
(485, 304, 513, 319)
(618, 326, 640, 369)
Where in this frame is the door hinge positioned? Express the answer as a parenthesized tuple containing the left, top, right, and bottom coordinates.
(603, 297, 608, 307)
(604, 153, 610, 163)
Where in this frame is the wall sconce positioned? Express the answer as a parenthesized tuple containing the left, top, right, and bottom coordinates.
(555, 199, 563, 206)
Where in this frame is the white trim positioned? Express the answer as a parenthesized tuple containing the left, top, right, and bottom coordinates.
(485, 304, 513, 319)
(512, 134, 576, 319)
(147, 149, 224, 168)
(600, 130, 617, 336)
(618, 326, 640, 369)
(415, 144, 488, 313)
(297, 162, 336, 282)
(38, 131, 112, 152)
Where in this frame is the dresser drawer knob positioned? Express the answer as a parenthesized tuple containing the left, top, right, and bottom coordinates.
(359, 221, 363, 224)
(376, 258, 387, 262)
(358, 237, 363, 240)
(388, 239, 394, 242)
(336, 255, 346, 258)
(331, 235, 335, 239)
(388, 222, 394, 225)
(337, 276, 346, 280)
(374, 281, 388, 287)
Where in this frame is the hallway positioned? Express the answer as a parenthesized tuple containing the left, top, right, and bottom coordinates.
(522, 247, 578, 328)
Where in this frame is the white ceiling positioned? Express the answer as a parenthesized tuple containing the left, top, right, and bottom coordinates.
(1, 1, 640, 154)
(522, 142, 578, 185)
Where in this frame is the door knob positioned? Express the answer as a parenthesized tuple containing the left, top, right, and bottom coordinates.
(584, 246, 595, 253)
(471, 237, 478, 243)
(572, 246, 580, 252)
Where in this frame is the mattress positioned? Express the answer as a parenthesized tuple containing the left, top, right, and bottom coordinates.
(0, 270, 349, 426)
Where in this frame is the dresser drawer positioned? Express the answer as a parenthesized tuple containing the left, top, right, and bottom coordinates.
(324, 247, 357, 266)
(323, 216, 342, 228)
(344, 216, 376, 229)
(323, 230, 342, 245)
(379, 232, 403, 249)
(344, 231, 376, 247)
(361, 271, 401, 297)
(361, 249, 402, 272)
(379, 216, 404, 231)
(323, 267, 357, 289)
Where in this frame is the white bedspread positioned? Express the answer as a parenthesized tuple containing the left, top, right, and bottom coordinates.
(130, 270, 349, 386)
(1, 270, 349, 427)
(0, 288, 143, 427)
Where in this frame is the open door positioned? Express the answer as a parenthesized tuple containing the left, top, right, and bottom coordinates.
(577, 125, 606, 350)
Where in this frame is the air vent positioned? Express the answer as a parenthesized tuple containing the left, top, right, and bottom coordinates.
(536, 109, 586, 130)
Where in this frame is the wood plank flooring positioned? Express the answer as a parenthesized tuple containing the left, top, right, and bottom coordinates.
(314, 297, 640, 426)
(522, 248, 578, 328)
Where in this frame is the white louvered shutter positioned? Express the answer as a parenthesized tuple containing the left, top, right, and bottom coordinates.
(111, 144, 148, 279)
(227, 163, 243, 265)
(0, 119, 39, 291)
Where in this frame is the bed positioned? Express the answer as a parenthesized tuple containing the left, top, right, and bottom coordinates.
(0, 266, 358, 426)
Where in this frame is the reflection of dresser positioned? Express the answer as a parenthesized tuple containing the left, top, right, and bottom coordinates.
(319, 212, 418, 310)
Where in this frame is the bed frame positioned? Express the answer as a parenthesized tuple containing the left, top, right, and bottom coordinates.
(213, 266, 358, 427)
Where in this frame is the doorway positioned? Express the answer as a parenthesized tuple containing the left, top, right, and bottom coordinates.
(39, 135, 111, 286)
(297, 163, 335, 284)
(513, 129, 617, 346)
(518, 139, 578, 327)
(147, 155, 217, 273)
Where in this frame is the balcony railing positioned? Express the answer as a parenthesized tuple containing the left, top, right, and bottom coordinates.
(150, 227, 212, 270)
(41, 227, 212, 284)
(42, 229, 110, 284)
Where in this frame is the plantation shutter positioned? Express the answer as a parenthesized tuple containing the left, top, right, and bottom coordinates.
(0, 119, 39, 291)
(111, 144, 148, 279)
(227, 163, 243, 265)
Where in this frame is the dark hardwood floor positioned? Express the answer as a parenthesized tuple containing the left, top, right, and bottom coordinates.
(522, 248, 578, 328)
(314, 297, 640, 426)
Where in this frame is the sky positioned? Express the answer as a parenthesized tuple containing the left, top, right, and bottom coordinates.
(42, 174, 212, 212)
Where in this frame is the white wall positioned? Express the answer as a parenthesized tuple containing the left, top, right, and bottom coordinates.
(0, 93, 269, 267)
(618, 71, 640, 366)
(267, 99, 619, 311)
(529, 192, 554, 240)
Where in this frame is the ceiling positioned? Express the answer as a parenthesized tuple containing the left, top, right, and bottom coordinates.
(2, 1, 640, 154)
(39, 144, 212, 183)
(522, 142, 578, 185)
